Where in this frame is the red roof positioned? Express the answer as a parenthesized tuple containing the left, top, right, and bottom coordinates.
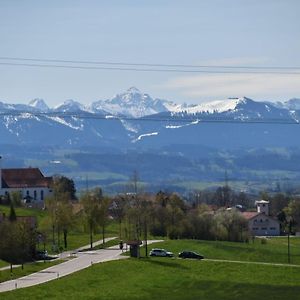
(1, 168, 52, 188)
(242, 211, 260, 220)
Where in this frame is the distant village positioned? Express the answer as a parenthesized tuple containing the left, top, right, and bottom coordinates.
(1, 165, 298, 240)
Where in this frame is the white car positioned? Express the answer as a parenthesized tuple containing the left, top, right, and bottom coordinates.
(149, 248, 174, 257)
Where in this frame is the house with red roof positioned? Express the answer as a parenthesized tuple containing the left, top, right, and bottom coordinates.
(242, 200, 280, 236)
(0, 167, 53, 202)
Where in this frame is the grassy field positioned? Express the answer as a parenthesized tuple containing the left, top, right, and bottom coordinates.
(150, 237, 300, 265)
(0, 205, 47, 223)
(1, 257, 300, 300)
(0, 260, 9, 268)
(0, 260, 64, 283)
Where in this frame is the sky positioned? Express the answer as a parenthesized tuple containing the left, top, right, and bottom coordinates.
(0, 0, 300, 106)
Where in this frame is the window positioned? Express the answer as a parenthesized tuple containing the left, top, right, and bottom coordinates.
(270, 227, 276, 230)
(34, 190, 37, 200)
(261, 227, 267, 230)
(26, 190, 29, 196)
(41, 190, 44, 201)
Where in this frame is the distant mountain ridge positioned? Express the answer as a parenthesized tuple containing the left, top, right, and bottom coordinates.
(0, 87, 300, 149)
(1, 87, 300, 118)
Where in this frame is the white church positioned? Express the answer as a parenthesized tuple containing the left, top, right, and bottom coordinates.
(0, 166, 53, 202)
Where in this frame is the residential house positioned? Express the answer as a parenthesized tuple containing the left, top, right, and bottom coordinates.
(242, 200, 280, 236)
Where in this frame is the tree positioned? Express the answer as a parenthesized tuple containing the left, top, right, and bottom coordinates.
(56, 200, 74, 249)
(214, 208, 249, 242)
(269, 193, 290, 217)
(139, 195, 153, 256)
(10, 191, 22, 207)
(45, 175, 75, 251)
(0, 220, 36, 272)
(52, 175, 76, 200)
(9, 201, 17, 222)
(214, 185, 232, 207)
(81, 188, 102, 249)
(110, 195, 128, 239)
(166, 194, 186, 239)
(98, 196, 111, 245)
(285, 199, 300, 232)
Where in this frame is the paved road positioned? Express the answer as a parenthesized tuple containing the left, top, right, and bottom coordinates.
(204, 258, 300, 268)
(0, 240, 162, 293)
(0, 237, 117, 272)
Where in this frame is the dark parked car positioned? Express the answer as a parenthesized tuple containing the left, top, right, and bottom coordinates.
(178, 251, 204, 259)
(149, 248, 174, 257)
(35, 250, 56, 260)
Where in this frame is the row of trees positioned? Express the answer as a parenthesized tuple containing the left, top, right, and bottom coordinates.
(190, 186, 252, 209)
(3, 174, 300, 267)
(0, 205, 36, 271)
(110, 191, 249, 243)
(41, 178, 300, 253)
(41, 177, 111, 251)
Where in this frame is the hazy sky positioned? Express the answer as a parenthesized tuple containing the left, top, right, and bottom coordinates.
(0, 0, 299, 106)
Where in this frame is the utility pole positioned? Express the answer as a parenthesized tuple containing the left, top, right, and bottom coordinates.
(288, 219, 292, 264)
(0, 155, 2, 191)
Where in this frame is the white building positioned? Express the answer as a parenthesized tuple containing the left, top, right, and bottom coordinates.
(0, 168, 53, 202)
(242, 200, 280, 236)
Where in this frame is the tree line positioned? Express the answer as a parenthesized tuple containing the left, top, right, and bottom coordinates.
(2, 177, 300, 269)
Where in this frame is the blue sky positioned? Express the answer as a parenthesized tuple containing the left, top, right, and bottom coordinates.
(0, 0, 299, 106)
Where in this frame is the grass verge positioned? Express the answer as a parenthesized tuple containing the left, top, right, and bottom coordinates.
(0, 260, 64, 283)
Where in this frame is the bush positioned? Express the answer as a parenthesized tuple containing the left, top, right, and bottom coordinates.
(260, 237, 268, 244)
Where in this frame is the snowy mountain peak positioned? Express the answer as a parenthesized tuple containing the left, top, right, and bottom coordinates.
(54, 99, 85, 112)
(172, 97, 247, 114)
(92, 87, 172, 118)
(28, 98, 49, 111)
(126, 86, 141, 94)
(284, 98, 300, 110)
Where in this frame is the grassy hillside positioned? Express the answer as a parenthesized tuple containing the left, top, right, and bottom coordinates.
(150, 238, 300, 265)
(2, 257, 300, 300)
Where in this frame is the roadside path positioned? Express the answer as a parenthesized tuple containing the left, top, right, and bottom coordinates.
(204, 258, 300, 268)
(0, 239, 162, 293)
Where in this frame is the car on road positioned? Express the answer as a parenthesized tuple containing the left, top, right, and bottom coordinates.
(149, 248, 174, 257)
(178, 251, 204, 259)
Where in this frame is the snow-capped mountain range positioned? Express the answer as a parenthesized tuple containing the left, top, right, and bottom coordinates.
(1, 87, 300, 149)
(2, 86, 300, 118)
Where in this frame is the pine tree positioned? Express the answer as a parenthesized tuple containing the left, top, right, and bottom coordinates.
(9, 200, 17, 222)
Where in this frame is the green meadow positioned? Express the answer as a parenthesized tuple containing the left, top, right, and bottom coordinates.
(1, 257, 300, 300)
(150, 237, 300, 265)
